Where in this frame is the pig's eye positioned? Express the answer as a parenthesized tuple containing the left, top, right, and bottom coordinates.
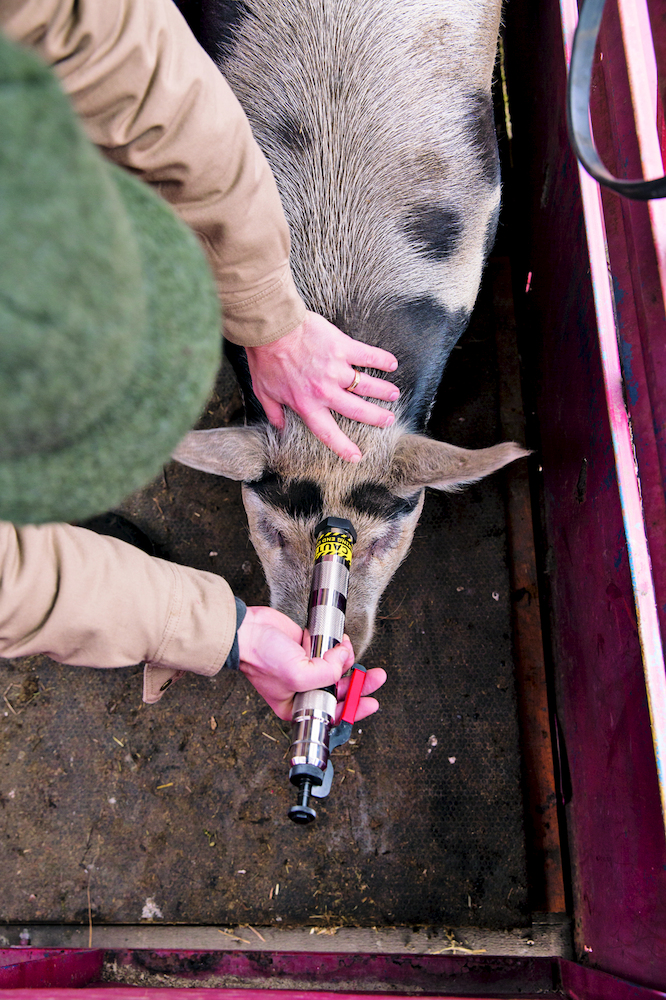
(258, 518, 285, 549)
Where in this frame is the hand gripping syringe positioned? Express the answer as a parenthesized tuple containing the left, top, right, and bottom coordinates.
(288, 516, 367, 825)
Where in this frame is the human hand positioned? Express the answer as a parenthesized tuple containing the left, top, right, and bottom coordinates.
(245, 311, 400, 463)
(237, 605, 387, 720)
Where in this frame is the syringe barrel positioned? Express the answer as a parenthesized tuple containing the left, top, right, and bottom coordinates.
(307, 517, 356, 658)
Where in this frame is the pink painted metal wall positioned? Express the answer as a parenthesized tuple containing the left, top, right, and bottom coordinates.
(561, 0, 666, 826)
(504, 0, 666, 989)
(0, 949, 103, 989)
(560, 959, 666, 999)
(2, 951, 666, 997)
(0, 949, 560, 995)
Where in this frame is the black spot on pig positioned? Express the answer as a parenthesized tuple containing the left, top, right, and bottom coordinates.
(249, 471, 323, 520)
(331, 295, 469, 431)
(403, 204, 463, 261)
(275, 115, 313, 152)
(174, 1, 255, 63)
(467, 91, 500, 185)
(391, 297, 470, 430)
(346, 484, 421, 521)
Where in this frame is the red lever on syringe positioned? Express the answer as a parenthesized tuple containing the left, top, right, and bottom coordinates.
(340, 663, 367, 725)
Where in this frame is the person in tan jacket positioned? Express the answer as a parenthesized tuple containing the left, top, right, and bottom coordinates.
(0, 4, 386, 718)
(1, 0, 400, 463)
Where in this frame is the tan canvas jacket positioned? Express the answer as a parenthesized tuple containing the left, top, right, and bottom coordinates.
(0, 523, 238, 703)
(0, 0, 306, 700)
(0, 0, 307, 346)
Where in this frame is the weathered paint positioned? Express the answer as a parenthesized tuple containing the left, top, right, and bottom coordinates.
(0, 992, 540, 1000)
(4, 950, 666, 996)
(505, 0, 666, 987)
(0, 949, 103, 989)
(560, 0, 666, 832)
(615, 0, 666, 302)
(0, 948, 561, 995)
(559, 958, 666, 999)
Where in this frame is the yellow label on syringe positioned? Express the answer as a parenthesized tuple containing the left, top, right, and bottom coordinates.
(315, 529, 353, 565)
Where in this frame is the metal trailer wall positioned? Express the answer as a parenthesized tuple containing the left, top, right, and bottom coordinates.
(2, 948, 666, 997)
(504, 0, 666, 989)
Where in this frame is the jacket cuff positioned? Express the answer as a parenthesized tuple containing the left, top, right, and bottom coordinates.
(142, 562, 238, 704)
(219, 268, 307, 347)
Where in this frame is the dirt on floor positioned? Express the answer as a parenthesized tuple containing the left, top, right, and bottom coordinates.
(0, 277, 529, 932)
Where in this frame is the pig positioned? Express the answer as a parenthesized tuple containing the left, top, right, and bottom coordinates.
(173, 0, 527, 656)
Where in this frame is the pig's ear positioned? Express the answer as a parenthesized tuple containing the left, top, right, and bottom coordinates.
(391, 435, 529, 492)
(172, 427, 267, 482)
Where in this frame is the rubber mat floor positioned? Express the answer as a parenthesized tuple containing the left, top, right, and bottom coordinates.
(0, 276, 529, 931)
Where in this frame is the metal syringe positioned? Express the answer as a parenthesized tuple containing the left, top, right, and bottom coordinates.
(287, 516, 366, 824)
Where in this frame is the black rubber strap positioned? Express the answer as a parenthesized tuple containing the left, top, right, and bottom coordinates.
(567, 0, 666, 200)
(224, 598, 247, 670)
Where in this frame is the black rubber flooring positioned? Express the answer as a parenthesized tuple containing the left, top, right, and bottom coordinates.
(0, 276, 529, 930)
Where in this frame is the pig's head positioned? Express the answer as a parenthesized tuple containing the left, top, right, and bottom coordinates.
(173, 412, 527, 657)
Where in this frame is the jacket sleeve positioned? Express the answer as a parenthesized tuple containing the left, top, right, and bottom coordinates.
(0, 0, 307, 347)
(0, 522, 238, 703)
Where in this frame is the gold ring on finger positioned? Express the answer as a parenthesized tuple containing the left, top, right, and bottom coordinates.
(345, 370, 361, 393)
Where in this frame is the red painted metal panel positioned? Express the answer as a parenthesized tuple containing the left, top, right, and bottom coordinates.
(107, 949, 555, 989)
(504, 0, 666, 989)
(563, 0, 666, 825)
(5, 949, 666, 998)
(0, 949, 104, 988)
(0, 949, 563, 996)
(591, 0, 666, 659)
(560, 957, 666, 999)
(0, 993, 504, 1000)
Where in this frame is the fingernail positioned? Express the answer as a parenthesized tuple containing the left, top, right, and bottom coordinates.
(389, 360, 398, 371)
(389, 390, 400, 401)
(348, 452, 362, 463)
(383, 414, 394, 427)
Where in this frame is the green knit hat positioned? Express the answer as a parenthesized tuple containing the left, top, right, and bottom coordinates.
(0, 34, 222, 524)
